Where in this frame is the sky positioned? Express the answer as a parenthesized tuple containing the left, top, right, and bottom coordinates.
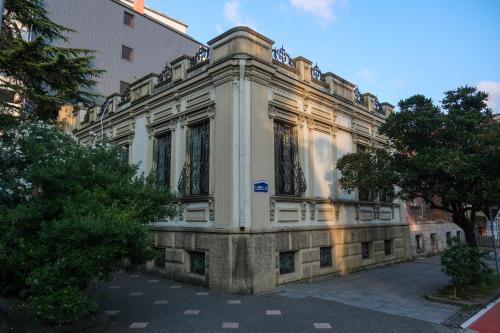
(147, 0, 500, 112)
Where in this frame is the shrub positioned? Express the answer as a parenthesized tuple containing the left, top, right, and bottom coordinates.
(0, 117, 176, 324)
(25, 288, 97, 326)
(441, 237, 492, 295)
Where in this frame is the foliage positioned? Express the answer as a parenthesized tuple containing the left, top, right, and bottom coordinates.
(441, 238, 492, 293)
(24, 288, 97, 326)
(0, 116, 176, 324)
(337, 86, 500, 245)
(0, 0, 103, 120)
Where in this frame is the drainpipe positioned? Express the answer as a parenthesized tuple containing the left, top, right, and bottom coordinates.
(238, 58, 246, 231)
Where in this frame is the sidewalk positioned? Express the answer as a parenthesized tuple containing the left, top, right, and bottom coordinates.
(277, 256, 460, 323)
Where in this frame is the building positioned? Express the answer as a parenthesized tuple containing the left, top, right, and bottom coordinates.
(44, 0, 202, 131)
(406, 198, 463, 257)
(73, 27, 412, 294)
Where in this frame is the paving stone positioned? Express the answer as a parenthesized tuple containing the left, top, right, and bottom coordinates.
(196, 292, 209, 296)
(148, 279, 159, 283)
(154, 300, 169, 305)
(313, 322, 332, 329)
(227, 300, 242, 304)
(105, 310, 119, 316)
(130, 322, 148, 329)
(184, 309, 200, 315)
(170, 285, 181, 289)
(266, 310, 281, 315)
(129, 292, 143, 296)
(222, 322, 239, 328)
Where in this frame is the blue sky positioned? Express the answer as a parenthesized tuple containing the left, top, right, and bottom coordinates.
(147, 0, 500, 112)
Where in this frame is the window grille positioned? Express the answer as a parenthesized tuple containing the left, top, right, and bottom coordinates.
(384, 240, 393, 256)
(362, 242, 370, 259)
(189, 251, 205, 275)
(274, 122, 306, 196)
(320, 247, 332, 268)
(178, 122, 210, 196)
(153, 132, 172, 188)
(279, 251, 295, 275)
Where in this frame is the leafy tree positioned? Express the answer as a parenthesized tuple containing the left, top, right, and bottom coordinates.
(0, 116, 176, 324)
(337, 86, 500, 246)
(0, 0, 103, 120)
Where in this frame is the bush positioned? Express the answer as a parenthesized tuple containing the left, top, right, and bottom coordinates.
(441, 237, 493, 294)
(0, 117, 176, 324)
(25, 288, 97, 326)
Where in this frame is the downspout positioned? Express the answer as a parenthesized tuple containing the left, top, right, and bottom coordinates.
(238, 58, 246, 231)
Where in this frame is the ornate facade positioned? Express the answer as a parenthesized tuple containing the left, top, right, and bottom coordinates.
(73, 27, 411, 294)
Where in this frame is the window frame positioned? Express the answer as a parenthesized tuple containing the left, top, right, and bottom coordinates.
(121, 45, 134, 62)
(178, 121, 210, 196)
(320, 247, 333, 268)
(274, 121, 306, 197)
(361, 242, 371, 259)
(153, 131, 172, 188)
(123, 11, 135, 27)
(279, 251, 295, 275)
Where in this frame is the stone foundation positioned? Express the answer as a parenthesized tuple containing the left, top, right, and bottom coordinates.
(147, 224, 411, 294)
(409, 222, 463, 257)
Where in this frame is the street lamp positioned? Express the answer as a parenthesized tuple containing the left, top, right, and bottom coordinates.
(482, 205, 499, 276)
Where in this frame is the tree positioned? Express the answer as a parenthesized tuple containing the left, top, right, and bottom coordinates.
(0, 0, 103, 120)
(0, 117, 176, 324)
(337, 86, 500, 246)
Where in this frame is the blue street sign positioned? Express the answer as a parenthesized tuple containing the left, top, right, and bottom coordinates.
(253, 180, 268, 192)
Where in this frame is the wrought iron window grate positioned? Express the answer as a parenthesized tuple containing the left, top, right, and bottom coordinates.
(154, 249, 166, 269)
(153, 132, 172, 188)
(362, 242, 370, 259)
(178, 122, 210, 196)
(279, 251, 295, 275)
(384, 240, 392, 256)
(274, 122, 307, 197)
(189, 251, 205, 275)
(320, 247, 332, 268)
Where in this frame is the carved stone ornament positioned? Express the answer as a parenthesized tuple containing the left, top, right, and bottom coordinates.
(301, 201, 307, 220)
(177, 203, 185, 221)
(209, 200, 215, 221)
(268, 105, 277, 119)
(269, 200, 276, 222)
(309, 201, 316, 221)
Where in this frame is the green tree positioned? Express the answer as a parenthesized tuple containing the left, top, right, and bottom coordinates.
(0, 0, 102, 120)
(0, 117, 176, 324)
(337, 86, 500, 246)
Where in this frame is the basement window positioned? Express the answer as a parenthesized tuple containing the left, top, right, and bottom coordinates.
(320, 247, 332, 268)
(279, 251, 295, 275)
(416, 235, 424, 252)
(154, 249, 165, 269)
(361, 242, 371, 259)
(189, 251, 205, 275)
(384, 240, 393, 256)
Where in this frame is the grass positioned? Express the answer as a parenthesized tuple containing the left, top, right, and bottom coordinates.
(439, 275, 500, 302)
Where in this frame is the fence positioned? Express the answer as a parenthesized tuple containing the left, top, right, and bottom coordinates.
(476, 235, 500, 248)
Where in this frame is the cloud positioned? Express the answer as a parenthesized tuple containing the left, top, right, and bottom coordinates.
(290, 0, 347, 22)
(477, 81, 500, 113)
(356, 68, 374, 82)
(224, 0, 240, 23)
(221, 0, 258, 30)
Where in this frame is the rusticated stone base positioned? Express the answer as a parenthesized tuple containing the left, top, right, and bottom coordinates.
(147, 224, 411, 294)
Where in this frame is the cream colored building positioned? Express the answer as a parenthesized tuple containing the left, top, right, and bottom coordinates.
(73, 27, 411, 294)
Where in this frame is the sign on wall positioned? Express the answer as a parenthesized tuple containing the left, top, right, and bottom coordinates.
(253, 180, 268, 192)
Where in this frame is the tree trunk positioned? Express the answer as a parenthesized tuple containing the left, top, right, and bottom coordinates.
(452, 210, 477, 247)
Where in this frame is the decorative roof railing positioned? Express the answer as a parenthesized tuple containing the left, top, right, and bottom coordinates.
(158, 62, 172, 84)
(191, 46, 210, 67)
(311, 63, 325, 83)
(354, 87, 365, 105)
(272, 45, 295, 69)
(374, 97, 385, 115)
